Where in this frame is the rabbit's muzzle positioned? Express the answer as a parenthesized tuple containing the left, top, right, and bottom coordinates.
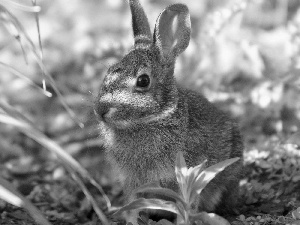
(95, 97, 118, 124)
(95, 93, 136, 128)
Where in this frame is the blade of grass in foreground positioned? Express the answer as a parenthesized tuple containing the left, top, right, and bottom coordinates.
(0, 110, 111, 206)
(175, 151, 188, 199)
(0, 0, 40, 12)
(0, 112, 110, 224)
(67, 165, 109, 225)
(113, 198, 182, 218)
(134, 183, 187, 209)
(31, 0, 47, 93)
(0, 176, 52, 225)
(0, 103, 111, 223)
(0, 4, 84, 128)
(0, 62, 52, 97)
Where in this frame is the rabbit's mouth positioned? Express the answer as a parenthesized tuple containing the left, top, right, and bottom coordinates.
(98, 107, 137, 129)
(98, 102, 178, 130)
(94, 91, 179, 129)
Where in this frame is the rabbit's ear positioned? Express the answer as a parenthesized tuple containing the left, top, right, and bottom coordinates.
(129, 0, 152, 47)
(153, 4, 191, 61)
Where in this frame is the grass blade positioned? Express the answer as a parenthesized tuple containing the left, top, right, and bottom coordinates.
(113, 198, 182, 218)
(135, 183, 187, 209)
(0, 0, 40, 12)
(0, 103, 111, 210)
(175, 151, 188, 199)
(0, 5, 28, 63)
(66, 165, 109, 225)
(0, 176, 52, 225)
(0, 62, 52, 97)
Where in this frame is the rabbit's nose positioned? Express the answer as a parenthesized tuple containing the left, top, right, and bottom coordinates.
(95, 101, 109, 121)
(95, 93, 115, 121)
(94, 96, 108, 119)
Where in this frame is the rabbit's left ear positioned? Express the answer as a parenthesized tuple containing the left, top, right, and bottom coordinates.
(153, 4, 191, 62)
(129, 0, 152, 47)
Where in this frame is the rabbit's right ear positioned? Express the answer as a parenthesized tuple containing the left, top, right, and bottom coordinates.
(153, 4, 191, 62)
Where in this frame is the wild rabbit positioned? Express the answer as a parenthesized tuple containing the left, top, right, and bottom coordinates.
(94, 0, 243, 222)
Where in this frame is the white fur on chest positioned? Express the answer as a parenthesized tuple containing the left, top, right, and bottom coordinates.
(100, 122, 185, 185)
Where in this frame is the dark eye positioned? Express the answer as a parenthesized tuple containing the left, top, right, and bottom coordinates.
(136, 74, 151, 88)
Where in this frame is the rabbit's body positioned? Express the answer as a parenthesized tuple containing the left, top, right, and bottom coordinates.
(95, 0, 243, 222)
(98, 87, 243, 213)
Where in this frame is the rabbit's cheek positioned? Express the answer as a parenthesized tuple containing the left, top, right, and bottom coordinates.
(102, 107, 132, 126)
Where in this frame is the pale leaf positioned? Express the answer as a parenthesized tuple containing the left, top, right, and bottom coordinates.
(186, 159, 207, 201)
(113, 198, 182, 218)
(175, 151, 188, 197)
(190, 212, 230, 225)
(135, 183, 186, 208)
(190, 157, 240, 202)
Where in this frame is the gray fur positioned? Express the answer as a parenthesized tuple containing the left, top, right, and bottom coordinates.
(95, 0, 243, 222)
(129, 0, 152, 46)
(154, 4, 191, 61)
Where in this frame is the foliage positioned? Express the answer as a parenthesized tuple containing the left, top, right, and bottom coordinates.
(0, 175, 51, 225)
(113, 152, 239, 225)
(0, 1, 108, 224)
(0, 101, 110, 225)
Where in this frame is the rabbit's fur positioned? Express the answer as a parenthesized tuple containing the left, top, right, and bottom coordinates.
(95, 0, 243, 222)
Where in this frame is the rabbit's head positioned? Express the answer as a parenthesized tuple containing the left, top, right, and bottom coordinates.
(95, 0, 191, 129)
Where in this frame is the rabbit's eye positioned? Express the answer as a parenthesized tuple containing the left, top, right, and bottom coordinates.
(136, 74, 151, 88)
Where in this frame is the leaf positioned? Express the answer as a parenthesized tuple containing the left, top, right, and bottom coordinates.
(186, 160, 207, 203)
(0, 176, 52, 225)
(190, 157, 240, 201)
(190, 212, 230, 225)
(113, 198, 183, 218)
(134, 183, 187, 209)
(292, 207, 300, 220)
(175, 151, 188, 198)
(187, 160, 207, 181)
(287, 131, 300, 146)
(175, 151, 188, 176)
(156, 219, 174, 225)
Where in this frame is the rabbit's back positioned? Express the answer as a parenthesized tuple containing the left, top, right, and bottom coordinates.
(180, 88, 243, 214)
(181, 88, 243, 166)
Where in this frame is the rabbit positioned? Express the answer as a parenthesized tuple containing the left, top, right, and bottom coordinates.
(94, 0, 243, 223)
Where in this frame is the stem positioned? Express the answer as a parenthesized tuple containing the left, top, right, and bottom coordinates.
(184, 210, 190, 225)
